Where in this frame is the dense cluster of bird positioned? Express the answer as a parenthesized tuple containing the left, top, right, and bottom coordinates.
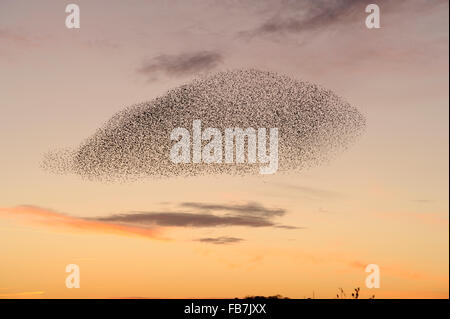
(42, 69, 365, 181)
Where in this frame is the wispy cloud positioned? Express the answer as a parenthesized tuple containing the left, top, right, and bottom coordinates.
(0, 290, 45, 298)
(0, 206, 166, 241)
(240, 0, 366, 38)
(273, 225, 303, 230)
(0, 202, 302, 244)
(294, 250, 446, 283)
(195, 236, 244, 245)
(376, 211, 449, 227)
(138, 51, 223, 79)
(0, 28, 31, 45)
(411, 199, 434, 203)
(241, 0, 446, 39)
(181, 202, 285, 217)
(84, 39, 120, 50)
(274, 183, 341, 199)
(0, 202, 300, 244)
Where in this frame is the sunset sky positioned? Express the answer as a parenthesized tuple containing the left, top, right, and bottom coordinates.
(0, 0, 448, 298)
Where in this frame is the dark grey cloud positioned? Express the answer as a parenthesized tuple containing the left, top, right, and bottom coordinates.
(275, 1, 360, 33)
(195, 236, 244, 245)
(274, 225, 304, 230)
(96, 211, 274, 227)
(242, 0, 448, 38)
(241, 0, 363, 38)
(240, 0, 422, 38)
(138, 51, 223, 79)
(93, 202, 300, 229)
